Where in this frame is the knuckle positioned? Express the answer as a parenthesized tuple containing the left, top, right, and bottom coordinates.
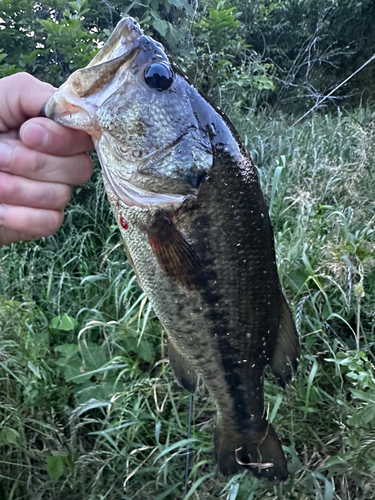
(0, 140, 14, 171)
(58, 184, 72, 208)
(0, 173, 5, 200)
(31, 150, 46, 175)
(73, 154, 93, 185)
(81, 155, 94, 183)
(34, 209, 64, 238)
(0, 172, 15, 201)
(8, 72, 37, 87)
(46, 209, 64, 234)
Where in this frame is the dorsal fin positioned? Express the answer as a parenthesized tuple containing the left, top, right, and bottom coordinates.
(270, 292, 300, 388)
(168, 337, 198, 393)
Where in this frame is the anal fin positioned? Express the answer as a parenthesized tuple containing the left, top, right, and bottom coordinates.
(168, 337, 198, 393)
(270, 292, 300, 388)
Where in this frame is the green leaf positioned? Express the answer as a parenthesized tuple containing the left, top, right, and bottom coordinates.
(153, 19, 168, 37)
(39, 19, 61, 36)
(135, 339, 154, 362)
(269, 393, 283, 422)
(167, 0, 193, 15)
(27, 360, 41, 379)
(50, 314, 77, 331)
(349, 388, 375, 404)
(56, 356, 85, 382)
(46, 455, 65, 481)
(55, 343, 80, 358)
(305, 358, 319, 415)
(166, 23, 182, 44)
(67, 363, 128, 382)
(154, 438, 197, 462)
(184, 473, 215, 499)
(154, 484, 181, 500)
(0, 427, 20, 445)
(69, 398, 111, 420)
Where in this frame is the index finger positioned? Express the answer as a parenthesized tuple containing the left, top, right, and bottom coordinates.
(0, 73, 55, 133)
(20, 117, 94, 156)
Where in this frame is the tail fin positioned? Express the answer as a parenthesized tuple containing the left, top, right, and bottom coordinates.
(214, 422, 288, 481)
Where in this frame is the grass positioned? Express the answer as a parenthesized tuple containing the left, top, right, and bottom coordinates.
(1, 108, 375, 499)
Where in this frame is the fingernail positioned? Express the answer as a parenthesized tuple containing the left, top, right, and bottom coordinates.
(0, 143, 13, 168)
(0, 204, 4, 224)
(21, 123, 49, 149)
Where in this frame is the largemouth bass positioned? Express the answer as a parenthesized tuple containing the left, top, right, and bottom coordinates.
(44, 18, 300, 481)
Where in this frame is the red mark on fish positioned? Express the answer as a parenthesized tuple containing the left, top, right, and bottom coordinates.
(120, 216, 129, 230)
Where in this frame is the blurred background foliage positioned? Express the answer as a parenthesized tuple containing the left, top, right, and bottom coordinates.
(1, 0, 375, 109)
(1, 0, 375, 499)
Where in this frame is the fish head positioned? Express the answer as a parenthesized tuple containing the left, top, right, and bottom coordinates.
(44, 17, 214, 208)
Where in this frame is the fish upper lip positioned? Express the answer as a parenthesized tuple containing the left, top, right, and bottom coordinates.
(88, 17, 143, 67)
(43, 18, 144, 124)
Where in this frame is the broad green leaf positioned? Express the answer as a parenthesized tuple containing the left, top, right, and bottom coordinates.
(166, 23, 182, 44)
(0, 427, 20, 445)
(55, 344, 80, 358)
(50, 314, 77, 331)
(167, 0, 193, 15)
(135, 339, 154, 362)
(349, 388, 375, 404)
(153, 19, 168, 37)
(46, 455, 65, 481)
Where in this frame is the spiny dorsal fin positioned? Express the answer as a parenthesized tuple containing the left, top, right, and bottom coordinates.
(168, 337, 198, 393)
(270, 292, 300, 388)
(146, 215, 201, 289)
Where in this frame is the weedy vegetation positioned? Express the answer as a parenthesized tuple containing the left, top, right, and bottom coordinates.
(1, 110, 375, 500)
(1, 1, 375, 499)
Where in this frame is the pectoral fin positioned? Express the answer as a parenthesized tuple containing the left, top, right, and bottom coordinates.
(270, 293, 300, 388)
(168, 337, 198, 393)
(146, 215, 201, 289)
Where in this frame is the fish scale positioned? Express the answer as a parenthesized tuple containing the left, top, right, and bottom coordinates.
(43, 17, 300, 482)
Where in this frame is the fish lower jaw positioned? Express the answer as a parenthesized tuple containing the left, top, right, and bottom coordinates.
(44, 102, 96, 133)
(102, 165, 193, 209)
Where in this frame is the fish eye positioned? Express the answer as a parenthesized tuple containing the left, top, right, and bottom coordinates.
(144, 63, 173, 91)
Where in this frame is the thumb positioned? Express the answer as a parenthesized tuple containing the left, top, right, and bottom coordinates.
(0, 73, 55, 133)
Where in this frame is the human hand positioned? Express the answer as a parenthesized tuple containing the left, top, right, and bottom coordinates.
(0, 73, 94, 247)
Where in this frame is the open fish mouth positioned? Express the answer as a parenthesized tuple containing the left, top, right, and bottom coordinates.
(43, 17, 190, 209)
(43, 18, 143, 131)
